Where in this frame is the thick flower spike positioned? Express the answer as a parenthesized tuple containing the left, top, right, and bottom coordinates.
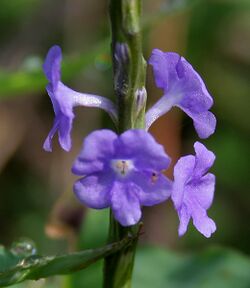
(43, 45, 118, 152)
(72, 129, 172, 226)
(146, 49, 216, 138)
(171, 142, 216, 238)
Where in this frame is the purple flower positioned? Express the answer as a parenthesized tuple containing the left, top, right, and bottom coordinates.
(146, 49, 216, 139)
(72, 129, 172, 226)
(171, 142, 216, 238)
(43, 45, 118, 152)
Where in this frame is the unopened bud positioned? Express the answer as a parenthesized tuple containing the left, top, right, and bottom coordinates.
(135, 87, 147, 117)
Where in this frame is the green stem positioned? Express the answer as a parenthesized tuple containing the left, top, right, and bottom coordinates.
(103, 213, 140, 288)
(109, 0, 147, 132)
(103, 1, 146, 287)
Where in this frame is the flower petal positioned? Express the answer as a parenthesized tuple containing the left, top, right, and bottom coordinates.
(55, 82, 75, 116)
(72, 130, 117, 175)
(43, 45, 61, 88)
(145, 94, 175, 130)
(110, 181, 141, 226)
(43, 100, 74, 153)
(57, 82, 118, 123)
(72, 159, 104, 176)
(177, 205, 191, 237)
(43, 46, 118, 152)
(44, 87, 74, 152)
(131, 172, 172, 206)
(43, 117, 60, 152)
(189, 173, 215, 210)
(149, 49, 180, 92)
(172, 155, 195, 209)
(176, 57, 213, 112)
(149, 49, 213, 111)
(192, 204, 216, 238)
(193, 141, 216, 177)
(147, 49, 216, 139)
(45, 82, 118, 152)
(172, 141, 216, 237)
(181, 109, 216, 139)
(58, 113, 74, 152)
(115, 129, 171, 171)
(73, 173, 113, 209)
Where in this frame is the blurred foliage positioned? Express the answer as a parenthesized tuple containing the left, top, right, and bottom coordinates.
(0, 40, 108, 98)
(67, 209, 250, 288)
(0, 0, 40, 39)
(177, 0, 250, 254)
(0, 0, 201, 99)
(187, 0, 250, 133)
(133, 246, 250, 288)
(68, 210, 109, 288)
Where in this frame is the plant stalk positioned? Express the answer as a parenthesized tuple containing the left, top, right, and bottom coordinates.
(103, 0, 146, 287)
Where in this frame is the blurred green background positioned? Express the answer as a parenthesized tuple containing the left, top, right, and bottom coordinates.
(0, 0, 249, 287)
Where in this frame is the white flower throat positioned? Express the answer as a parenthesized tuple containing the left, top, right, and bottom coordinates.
(111, 159, 134, 177)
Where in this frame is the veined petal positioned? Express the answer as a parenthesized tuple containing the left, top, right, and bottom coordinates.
(43, 45, 118, 152)
(115, 129, 171, 171)
(43, 117, 60, 152)
(193, 141, 216, 178)
(147, 48, 216, 139)
(58, 113, 74, 152)
(45, 81, 118, 152)
(131, 172, 172, 206)
(176, 57, 213, 111)
(189, 173, 215, 210)
(72, 159, 104, 176)
(79, 129, 118, 160)
(72, 130, 117, 175)
(149, 49, 180, 91)
(46, 84, 60, 115)
(73, 173, 113, 209)
(71, 129, 177, 227)
(172, 155, 195, 209)
(54, 82, 75, 116)
(181, 109, 216, 139)
(110, 181, 142, 226)
(149, 49, 213, 110)
(192, 203, 216, 238)
(177, 205, 191, 237)
(172, 142, 216, 237)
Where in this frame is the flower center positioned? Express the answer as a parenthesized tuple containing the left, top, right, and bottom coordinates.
(111, 159, 134, 177)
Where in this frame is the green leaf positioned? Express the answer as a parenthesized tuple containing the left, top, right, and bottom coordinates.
(133, 246, 250, 288)
(0, 236, 133, 287)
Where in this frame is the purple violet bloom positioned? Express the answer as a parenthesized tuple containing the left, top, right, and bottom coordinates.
(146, 49, 216, 138)
(72, 129, 172, 226)
(43, 45, 118, 152)
(171, 141, 216, 238)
